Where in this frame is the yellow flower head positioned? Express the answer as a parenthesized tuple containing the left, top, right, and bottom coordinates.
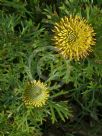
(52, 15, 96, 60)
(23, 80, 49, 107)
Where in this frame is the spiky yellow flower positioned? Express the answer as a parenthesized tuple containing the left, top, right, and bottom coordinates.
(23, 80, 49, 107)
(52, 15, 96, 60)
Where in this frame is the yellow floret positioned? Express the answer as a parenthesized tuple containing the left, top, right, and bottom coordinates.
(52, 15, 96, 60)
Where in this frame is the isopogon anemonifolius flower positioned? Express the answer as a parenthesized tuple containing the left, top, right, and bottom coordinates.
(52, 15, 96, 60)
(23, 80, 49, 107)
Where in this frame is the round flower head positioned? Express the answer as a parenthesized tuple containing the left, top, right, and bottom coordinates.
(52, 15, 96, 60)
(23, 80, 49, 107)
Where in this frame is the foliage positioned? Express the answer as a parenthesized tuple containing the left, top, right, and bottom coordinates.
(0, 0, 102, 136)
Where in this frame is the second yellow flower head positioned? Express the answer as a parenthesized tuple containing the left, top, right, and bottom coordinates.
(23, 80, 49, 107)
